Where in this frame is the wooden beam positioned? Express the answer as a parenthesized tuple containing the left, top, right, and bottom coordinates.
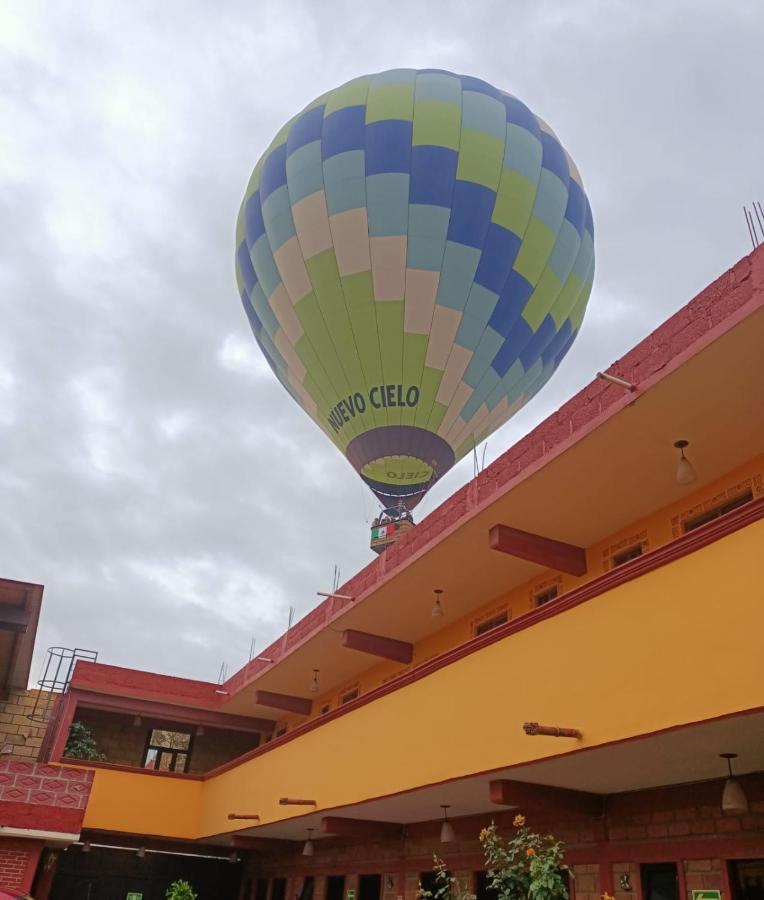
(321, 816, 403, 839)
(342, 629, 413, 664)
(489, 524, 587, 576)
(254, 691, 312, 716)
(489, 779, 603, 816)
(278, 797, 316, 806)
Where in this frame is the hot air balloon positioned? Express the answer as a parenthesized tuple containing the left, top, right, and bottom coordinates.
(235, 69, 594, 532)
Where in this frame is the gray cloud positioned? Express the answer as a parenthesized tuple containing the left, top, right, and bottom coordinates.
(1, 0, 761, 682)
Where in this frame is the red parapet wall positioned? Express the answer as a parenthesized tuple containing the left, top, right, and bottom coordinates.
(0, 759, 93, 835)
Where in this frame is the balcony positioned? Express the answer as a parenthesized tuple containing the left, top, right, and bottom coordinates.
(73, 510, 763, 840)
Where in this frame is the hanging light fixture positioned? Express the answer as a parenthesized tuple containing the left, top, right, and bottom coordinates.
(432, 589, 444, 618)
(136, 847, 146, 859)
(310, 669, 320, 693)
(196, 725, 205, 737)
(302, 828, 315, 857)
(673, 440, 697, 485)
(81, 841, 91, 854)
(720, 753, 748, 813)
(439, 805, 455, 843)
(133, 715, 143, 727)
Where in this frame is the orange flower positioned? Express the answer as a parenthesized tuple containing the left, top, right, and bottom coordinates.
(513, 814, 526, 827)
(526, 848, 536, 858)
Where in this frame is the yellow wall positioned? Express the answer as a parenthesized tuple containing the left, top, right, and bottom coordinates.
(276, 456, 763, 733)
(78, 514, 763, 839)
(195, 519, 764, 837)
(82, 767, 203, 838)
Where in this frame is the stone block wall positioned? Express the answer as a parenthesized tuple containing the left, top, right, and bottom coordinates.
(0, 687, 49, 760)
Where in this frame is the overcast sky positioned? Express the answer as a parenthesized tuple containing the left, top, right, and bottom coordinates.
(1, 1, 761, 684)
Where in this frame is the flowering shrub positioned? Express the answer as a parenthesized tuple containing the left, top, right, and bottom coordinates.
(480, 816, 569, 900)
(418, 855, 476, 900)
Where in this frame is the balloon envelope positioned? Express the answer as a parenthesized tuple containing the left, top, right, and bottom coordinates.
(235, 69, 594, 509)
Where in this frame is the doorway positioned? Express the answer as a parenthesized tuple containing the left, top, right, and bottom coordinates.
(358, 874, 382, 900)
(641, 863, 679, 900)
(730, 860, 764, 900)
(326, 876, 346, 900)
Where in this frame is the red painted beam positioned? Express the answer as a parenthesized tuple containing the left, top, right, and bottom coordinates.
(255, 691, 312, 716)
(74, 689, 274, 733)
(489, 524, 587, 575)
(321, 816, 403, 839)
(489, 779, 603, 816)
(342, 629, 413, 663)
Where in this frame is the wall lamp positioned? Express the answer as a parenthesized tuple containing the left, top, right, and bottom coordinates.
(302, 829, 315, 857)
(310, 669, 320, 693)
(431, 588, 444, 618)
(619, 874, 633, 892)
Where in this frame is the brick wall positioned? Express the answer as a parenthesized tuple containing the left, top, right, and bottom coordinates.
(0, 688, 49, 760)
(0, 842, 33, 890)
(240, 774, 764, 900)
(72, 708, 260, 773)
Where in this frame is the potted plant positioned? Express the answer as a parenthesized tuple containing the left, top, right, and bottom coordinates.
(166, 880, 197, 900)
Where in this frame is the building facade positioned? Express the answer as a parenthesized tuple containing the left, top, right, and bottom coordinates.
(2, 248, 763, 898)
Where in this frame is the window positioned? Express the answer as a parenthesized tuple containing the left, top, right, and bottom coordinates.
(683, 489, 753, 533)
(474, 610, 508, 636)
(340, 686, 359, 705)
(143, 728, 192, 773)
(612, 543, 643, 567)
(534, 585, 559, 607)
